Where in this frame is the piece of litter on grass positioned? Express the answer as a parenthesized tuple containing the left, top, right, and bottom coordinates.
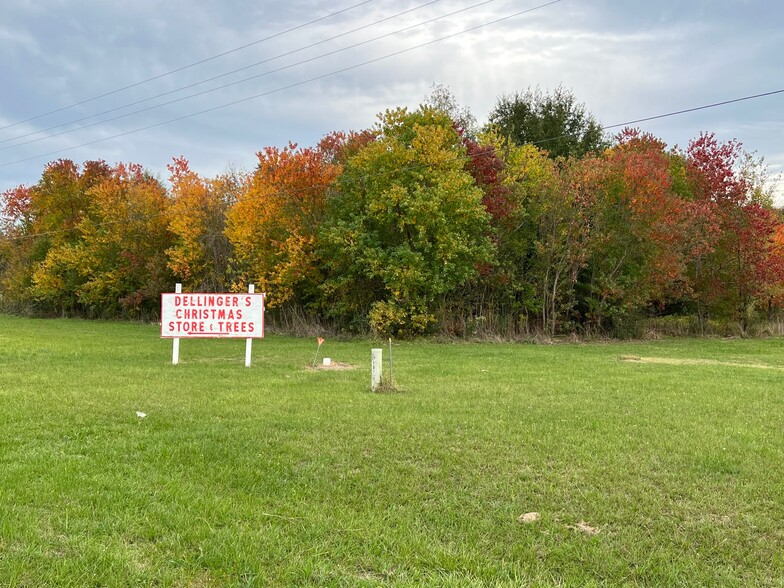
(568, 520, 599, 535)
(136, 411, 147, 418)
(518, 512, 540, 523)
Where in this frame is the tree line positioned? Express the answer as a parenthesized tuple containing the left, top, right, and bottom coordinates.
(2, 87, 783, 337)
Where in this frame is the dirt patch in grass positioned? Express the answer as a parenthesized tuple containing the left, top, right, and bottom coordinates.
(620, 355, 784, 370)
(518, 512, 541, 523)
(567, 521, 600, 535)
(305, 361, 356, 371)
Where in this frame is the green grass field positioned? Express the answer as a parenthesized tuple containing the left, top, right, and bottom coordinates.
(1, 315, 783, 587)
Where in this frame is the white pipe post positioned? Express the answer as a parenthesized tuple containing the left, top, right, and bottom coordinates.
(172, 283, 181, 365)
(371, 348, 382, 390)
(245, 284, 255, 367)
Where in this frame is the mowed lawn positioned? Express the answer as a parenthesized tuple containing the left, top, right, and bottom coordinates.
(1, 316, 783, 587)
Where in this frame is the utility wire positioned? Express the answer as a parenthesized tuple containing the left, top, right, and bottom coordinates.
(6, 83, 784, 241)
(531, 88, 784, 147)
(0, 0, 380, 132)
(602, 89, 784, 130)
(0, 0, 564, 168)
(7, 127, 783, 243)
(0, 0, 446, 150)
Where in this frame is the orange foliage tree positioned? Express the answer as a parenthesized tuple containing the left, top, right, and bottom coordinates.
(166, 157, 242, 292)
(0, 160, 173, 316)
(10, 159, 112, 313)
(575, 130, 693, 330)
(225, 139, 346, 306)
(74, 163, 174, 316)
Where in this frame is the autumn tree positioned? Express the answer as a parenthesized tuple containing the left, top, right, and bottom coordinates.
(317, 130, 376, 165)
(13, 159, 112, 313)
(226, 139, 344, 307)
(571, 130, 694, 334)
(766, 222, 784, 316)
(0, 185, 34, 309)
(468, 130, 581, 335)
(167, 157, 241, 292)
(28, 159, 111, 237)
(0, 185, 33, 235)
(681, 133, 781, 330)
(72, 163, 174, 317)
(733, 203, 784, 329)
(319, 107, 493, 336)
(1, 160, 173, 317)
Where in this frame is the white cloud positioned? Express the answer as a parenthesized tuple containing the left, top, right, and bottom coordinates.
(0, 26, 39, 54)
(1, 0, 783, 204)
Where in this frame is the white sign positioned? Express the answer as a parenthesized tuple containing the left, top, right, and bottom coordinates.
(161, 292, 265, 338)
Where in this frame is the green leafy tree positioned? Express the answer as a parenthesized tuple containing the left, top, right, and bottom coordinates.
(489, 134, 590, 335)
(479, 106, 596, 331)
(488, 86, 606, 159)
(320, 107, 493, 336)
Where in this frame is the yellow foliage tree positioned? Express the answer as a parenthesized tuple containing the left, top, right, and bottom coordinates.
(166, 157, 242, 291)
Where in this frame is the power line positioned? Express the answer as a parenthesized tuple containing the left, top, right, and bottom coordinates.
(5, 2, 778, 196)
(603, 89, 784, 130)
(7, 131, 783, 243)
(0, 0, 565, 169)
(529, 88, 784, 148)
(0, 0, 380, 132)
(0, 0, 447, 150)
(7, 85, 784, 241)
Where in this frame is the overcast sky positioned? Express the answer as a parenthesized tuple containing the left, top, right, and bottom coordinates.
(1, 0, 782, 203)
